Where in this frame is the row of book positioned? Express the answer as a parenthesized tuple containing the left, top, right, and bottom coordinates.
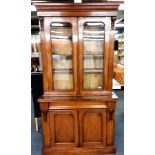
(53, 73, 73, 90)
(51, 27, 72, 38)
(53, 59, 72, 69)
(52, 39, 72, 55)
(84, 39, 104, 54)
(84, 58, 103, 69)
(52, 72, 103, 90)
(51, 39, 104, 55)
(52, 58, 103, 69)
(84, 73, 103, 90)
(51, 23, 105, 38)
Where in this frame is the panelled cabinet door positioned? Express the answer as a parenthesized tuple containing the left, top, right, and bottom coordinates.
(78, 17, 112, 96)
(44, 17, 78, 96)
(79, 109, 107, 147)
(49, 110, 78, 147)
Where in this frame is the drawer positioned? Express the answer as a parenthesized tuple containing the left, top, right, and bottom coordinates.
(49, 101, 108, 110)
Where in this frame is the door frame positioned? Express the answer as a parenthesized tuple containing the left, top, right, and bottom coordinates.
(43, 17, 78, 96)
(78, 17, 112, 96)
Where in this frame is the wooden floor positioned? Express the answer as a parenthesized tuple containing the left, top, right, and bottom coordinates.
(31, 90, 124, 155)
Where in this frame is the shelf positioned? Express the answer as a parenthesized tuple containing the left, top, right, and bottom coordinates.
(31, 55, 39, 58)
(51, 25, 72, 28)
(83, 37, 104, 40)
(84, 24, 104, 28)
(51, 36, 72, 40)
(53, 68, 73, 73)
(31, 72, 43, 75)
(115, 23, 124, 28)
(31, 52, 40, 58)
(31, 25, 39, 28)
(84, 54, 103, 58)
(84, 69, 103, 73)
(52, 54, 72, 60)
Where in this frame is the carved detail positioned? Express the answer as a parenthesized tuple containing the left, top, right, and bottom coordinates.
(108, 102, 116, 110)
(111, 17, 116, 30)
(39, 17, 44, 31)
(40, 102, 49, 121)
(42, 111, 48, 121)
(109, 110, 114, 120)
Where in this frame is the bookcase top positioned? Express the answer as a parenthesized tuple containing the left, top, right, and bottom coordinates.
(33, 2, 121, 17)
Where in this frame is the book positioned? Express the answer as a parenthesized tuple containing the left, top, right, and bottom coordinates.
(84, 73, 102, 90)
(52, 39, 72, 55)
(84, 57, 103, 69)
(53, 73, 73, 90)
(51, 27, 72, 38)
(53, 59, 72, 69)
(84, 39, 103, 55)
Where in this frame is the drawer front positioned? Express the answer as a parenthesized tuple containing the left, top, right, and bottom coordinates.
(49, 101, 107, 110)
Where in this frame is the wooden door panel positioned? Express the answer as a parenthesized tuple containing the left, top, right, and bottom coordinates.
(49, 110, 78, 147)
(79, 109, 106, 147)
(43, 17, 78, 96)
(55, 114, 74, 143)
(78, 17, 112, 96)
(83, 112, 102, 142)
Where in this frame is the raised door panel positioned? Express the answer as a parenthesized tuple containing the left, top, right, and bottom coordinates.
(43, 17, 78, 96)
(79, 109, 106, 147)
(78, 17, 112, 95)
(49, 110, 78, 147)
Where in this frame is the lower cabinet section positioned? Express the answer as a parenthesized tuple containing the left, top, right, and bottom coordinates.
(40, 101, 116, 155)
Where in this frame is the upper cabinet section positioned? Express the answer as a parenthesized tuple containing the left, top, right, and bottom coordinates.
(33, 2, 120, 96)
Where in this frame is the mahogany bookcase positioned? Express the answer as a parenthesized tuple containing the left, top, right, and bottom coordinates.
(33, 2, 121, 155)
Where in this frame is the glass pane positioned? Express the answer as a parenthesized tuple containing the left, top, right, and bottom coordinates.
(83, 22, 105, 90)
(51, 22, 73, 90)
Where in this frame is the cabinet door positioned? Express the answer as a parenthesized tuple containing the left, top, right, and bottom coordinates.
(49, 110, 78, 147)
(78, 17, 112, 95)
(44, 17, 78, 96)
(79, 109, 106, 147)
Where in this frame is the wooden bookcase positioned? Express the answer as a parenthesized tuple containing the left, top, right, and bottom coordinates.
(33, 2, 121, 155)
